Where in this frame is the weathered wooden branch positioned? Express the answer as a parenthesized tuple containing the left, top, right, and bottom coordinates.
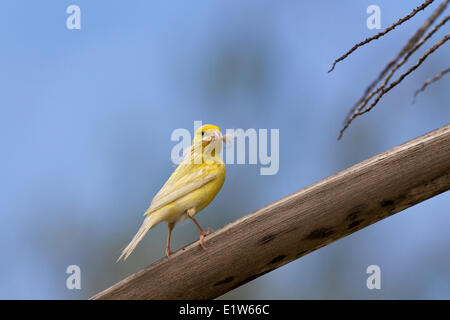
(91, 124, 450, 300)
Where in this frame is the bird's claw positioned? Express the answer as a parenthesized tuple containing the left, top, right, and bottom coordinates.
(199, 227, 212, 249)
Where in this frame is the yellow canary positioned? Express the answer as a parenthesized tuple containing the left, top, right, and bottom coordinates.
(117, 124, 226, 261)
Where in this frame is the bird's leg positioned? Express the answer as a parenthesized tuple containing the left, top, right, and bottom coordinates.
(191, 217, 211, 250)
(187, 208, 211, 250)
(166, 223, 174, 257)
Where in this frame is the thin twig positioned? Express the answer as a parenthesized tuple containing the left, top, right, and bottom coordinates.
(413, 67, 450, 102)
(343, 0, 449, 123)
(328, 0, 434, 73)
(355, 15, 450, 119)
(338, 34, 450, 140)
(358, 35, 450, 115)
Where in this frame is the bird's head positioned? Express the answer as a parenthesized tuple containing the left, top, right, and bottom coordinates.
(192, 124, 225, 160)
(193, 124, 223, 144)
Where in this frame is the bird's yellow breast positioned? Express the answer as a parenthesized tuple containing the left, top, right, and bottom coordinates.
(158, 162, 225, 224)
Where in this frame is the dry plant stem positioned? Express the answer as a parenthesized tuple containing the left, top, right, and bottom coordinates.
(356, 34, 450, 116)
(328, 0, 435, 73)
(343, 0, 449, 123)
(403, 0, 450, 51)
(339, 34, 450, 139)
(338, 34, 450, 139)
(91, 124, 450, 300)
(413, 67, 450, 101)
(356, 16, 449, 117)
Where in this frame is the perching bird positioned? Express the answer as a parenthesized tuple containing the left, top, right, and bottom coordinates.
(117, 124, 226, 261)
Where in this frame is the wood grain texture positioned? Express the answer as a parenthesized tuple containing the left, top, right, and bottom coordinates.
(91, 124, 450, 300)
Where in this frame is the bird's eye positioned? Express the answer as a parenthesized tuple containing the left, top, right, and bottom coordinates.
(201, 131, 205, 136)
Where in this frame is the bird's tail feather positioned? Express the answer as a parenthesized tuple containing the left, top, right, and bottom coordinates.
(117, 214, 158, 262)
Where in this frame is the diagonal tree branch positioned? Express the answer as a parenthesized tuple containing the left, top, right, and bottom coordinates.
(91, 124, 450, 300)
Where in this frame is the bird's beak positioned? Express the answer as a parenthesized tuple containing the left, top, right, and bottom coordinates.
(210, 131, 222, 142)
(202, 130, 224, 143)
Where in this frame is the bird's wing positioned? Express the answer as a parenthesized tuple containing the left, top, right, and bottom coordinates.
(145, 163, 218, 215)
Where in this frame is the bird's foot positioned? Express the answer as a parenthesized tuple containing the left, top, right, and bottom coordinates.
(198, 227, 212, 249)
(166, 248, 173, 258)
